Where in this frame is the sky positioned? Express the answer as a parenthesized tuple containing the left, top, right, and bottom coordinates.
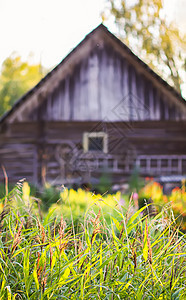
(0, 0, 185, 94)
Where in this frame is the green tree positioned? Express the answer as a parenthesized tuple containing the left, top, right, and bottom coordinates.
(0, 53, 46, 116)
(102, 0, 186, 95)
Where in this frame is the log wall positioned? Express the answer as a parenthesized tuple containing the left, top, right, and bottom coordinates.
(0, 121, 185, 185)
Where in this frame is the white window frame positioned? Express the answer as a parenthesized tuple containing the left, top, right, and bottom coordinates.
(83, 132, 108, 153)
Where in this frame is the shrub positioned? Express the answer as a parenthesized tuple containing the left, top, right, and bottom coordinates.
(50, 187, 124, 224)
(139, 179, 186, 232)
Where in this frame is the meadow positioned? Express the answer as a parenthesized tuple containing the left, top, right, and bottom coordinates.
(0, 180, 185, 299)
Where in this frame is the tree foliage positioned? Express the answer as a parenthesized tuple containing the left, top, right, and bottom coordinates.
(102, 0, 186, 95)
(0, 53, 46, 116)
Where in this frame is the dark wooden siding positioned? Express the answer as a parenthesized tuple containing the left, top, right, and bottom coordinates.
(0, 121, 186, 185)
(28, 46, 185, 122)
(0, 143, 37, 183)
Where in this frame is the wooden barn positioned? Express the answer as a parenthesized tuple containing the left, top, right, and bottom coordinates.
(0, 24, 186, 187)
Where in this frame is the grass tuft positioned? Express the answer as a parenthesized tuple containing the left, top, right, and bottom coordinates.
(0, 183, 185, 299)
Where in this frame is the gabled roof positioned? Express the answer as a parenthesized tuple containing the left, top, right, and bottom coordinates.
(0, 23, 185, 124)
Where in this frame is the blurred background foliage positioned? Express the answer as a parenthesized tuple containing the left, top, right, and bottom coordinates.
(102, 0, 186, 95)
(0, 52, 47, 116)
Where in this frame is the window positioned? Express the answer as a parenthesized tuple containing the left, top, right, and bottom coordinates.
(140, 159, 147, 168)
(151, 159, 157, 168)
(136, 155, 186, 175)
(83, 132, 108, 153)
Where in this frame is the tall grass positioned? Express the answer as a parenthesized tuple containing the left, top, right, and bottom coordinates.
(0, 182, 185, 299)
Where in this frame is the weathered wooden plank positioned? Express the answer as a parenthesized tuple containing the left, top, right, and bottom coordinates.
(120, 58, 130, 121)
(18, 44, 185, 123)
